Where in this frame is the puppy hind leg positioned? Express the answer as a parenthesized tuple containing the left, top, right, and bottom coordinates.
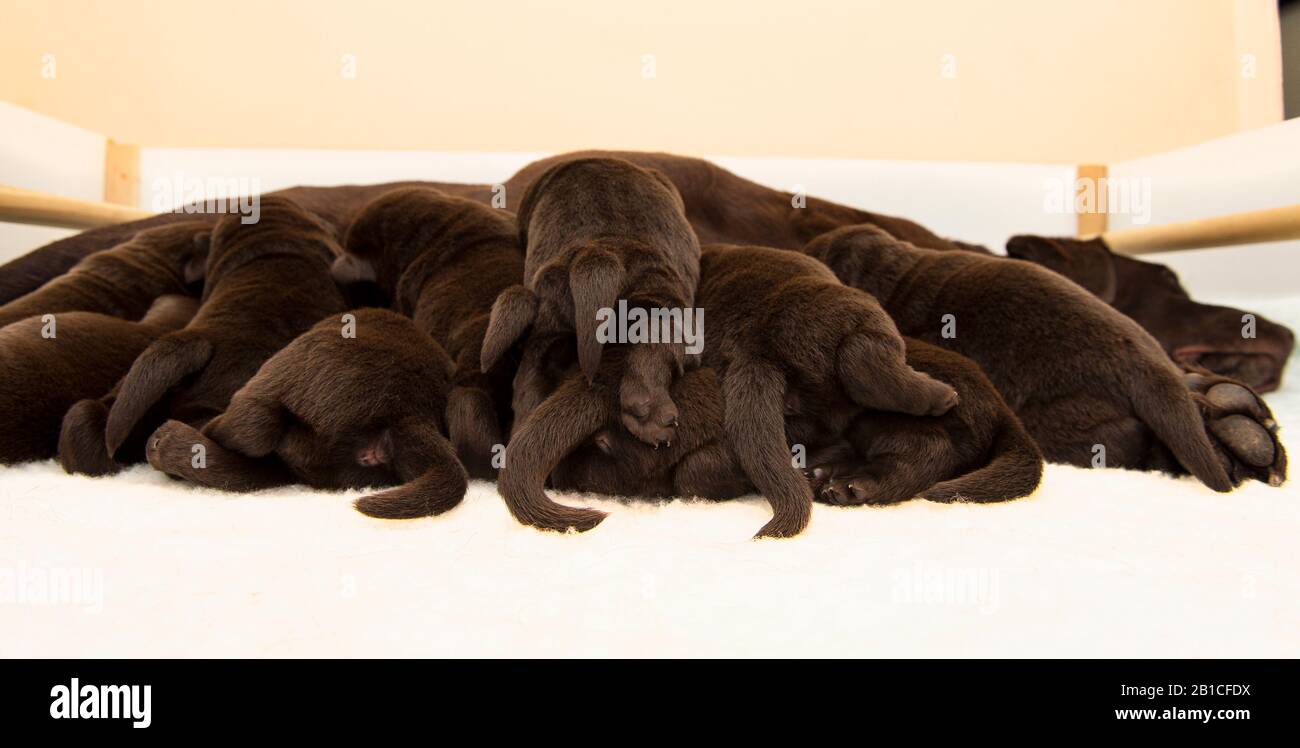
(105, 333, 213, 455)
(837, 332, 958, 417)
(446, 379, 504, 481)
(146, 419, 293, 491)
(823, 415, 956, 505)
(58, 398, 119, 476)
(202, 394, 287, 459)
(723, 359, 812, 538)
(619, 343, 681, 447)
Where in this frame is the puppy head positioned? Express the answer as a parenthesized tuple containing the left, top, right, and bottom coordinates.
(801, 224, 903, 295)
(340, 187, 460, 297)
(1007, 234, 1295, 391)
(204, 196, 339, 295)
(1005, 235, 1117, 302)
(127, 221, 215, 290)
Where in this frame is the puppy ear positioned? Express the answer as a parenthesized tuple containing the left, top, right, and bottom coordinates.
(184, 231, 212, 285)
(481, 285, 538, 372)
(1006, 235, 1117, 303)
(569, 246, 625, 383)
(331, 254, 376, 286)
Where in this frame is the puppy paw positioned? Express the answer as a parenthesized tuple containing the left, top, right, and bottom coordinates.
(145, 420, 210, 483)
(619, 384, 679, 448)
(806, 459, 929, 506)
(922, 381, 960, 417)
(1183, 365, 1287, 486)
(58, 399, 121, 476)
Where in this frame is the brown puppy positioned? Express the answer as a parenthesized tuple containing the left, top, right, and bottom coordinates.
(334, 188, 524, 479)
(496, 347, 741, 533)
(0, 296, 197, 464)
(144, 309, 467, 517)
(481, 157, 701, 447)
(0, 222, 210, 329)
(805, 225, 1286, 489)
(506, 343, 1037, 536)
(101, 196, 349, 461)
(806, 338, 1042, 505)
(0, 181, 491, 305)
(696, 244, 958, 537)
(1005, 235, 1295, 392)
(7, 151, 1284, 390)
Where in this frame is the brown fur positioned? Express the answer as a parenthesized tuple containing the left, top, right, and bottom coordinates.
(496, 347, 739, 533)
(807, 338, 1042, 505)
(1006, 235, 1295, 391)
(101, 196, 349, 462)
(696, 244, 958, 537)
(144, 309, 467, 516)
(0, 296, 197, 464)
(0, 222, 209, 329)
(510, 339, 1039, 535)
(482, 157, 701, 447)
(805, 225, 1286, 489)
(5, 151, 1283, 389)
(336, 188, 524, 479)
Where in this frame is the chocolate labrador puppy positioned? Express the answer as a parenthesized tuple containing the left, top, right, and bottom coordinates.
(497, 347, 736, 533)
(333, 188, 524, 479)
(806, 337, 1042, 505)
(805, 225, 1286, 489)
(5, 150, 1283, 387)
(0, 221, 209, 329)
(505, 342, 1038, 537)
(0, 296, 197, 464)
(480, 157, 701, 447)
(1006, 235, 1295, 392)
(101, 196, 349, 460)
(696, 244, 958, 537)
(144, 309, 467, 517)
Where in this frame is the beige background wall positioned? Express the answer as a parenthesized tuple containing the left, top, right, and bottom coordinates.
(0, 0, 1285, 163)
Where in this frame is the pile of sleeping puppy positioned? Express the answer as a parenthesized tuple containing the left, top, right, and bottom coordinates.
(0, 151, 1289, 538)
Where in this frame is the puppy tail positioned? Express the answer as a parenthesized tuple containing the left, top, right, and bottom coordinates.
(1133, 372, 1233, 492)
(570, 245, 625, 383)
(105, 333, 213, 456)
(497, 378, 609, 532)
(723, 359, 812, 539)
(481, 285, 538, 372)
(58, 398, 120, 476)
(924, 417, 1043, 503)
(354, 433, 469, 519)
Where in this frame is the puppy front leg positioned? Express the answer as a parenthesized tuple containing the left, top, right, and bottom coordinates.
(354, 419, 469, 519)
(722, 358, 812, 538)
(146, 419, 293, 491)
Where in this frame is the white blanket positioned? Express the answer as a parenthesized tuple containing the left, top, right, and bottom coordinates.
(2, 298, 1297, 658)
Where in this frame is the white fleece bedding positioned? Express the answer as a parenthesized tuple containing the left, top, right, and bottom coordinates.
(1, 297, 1297, 659)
